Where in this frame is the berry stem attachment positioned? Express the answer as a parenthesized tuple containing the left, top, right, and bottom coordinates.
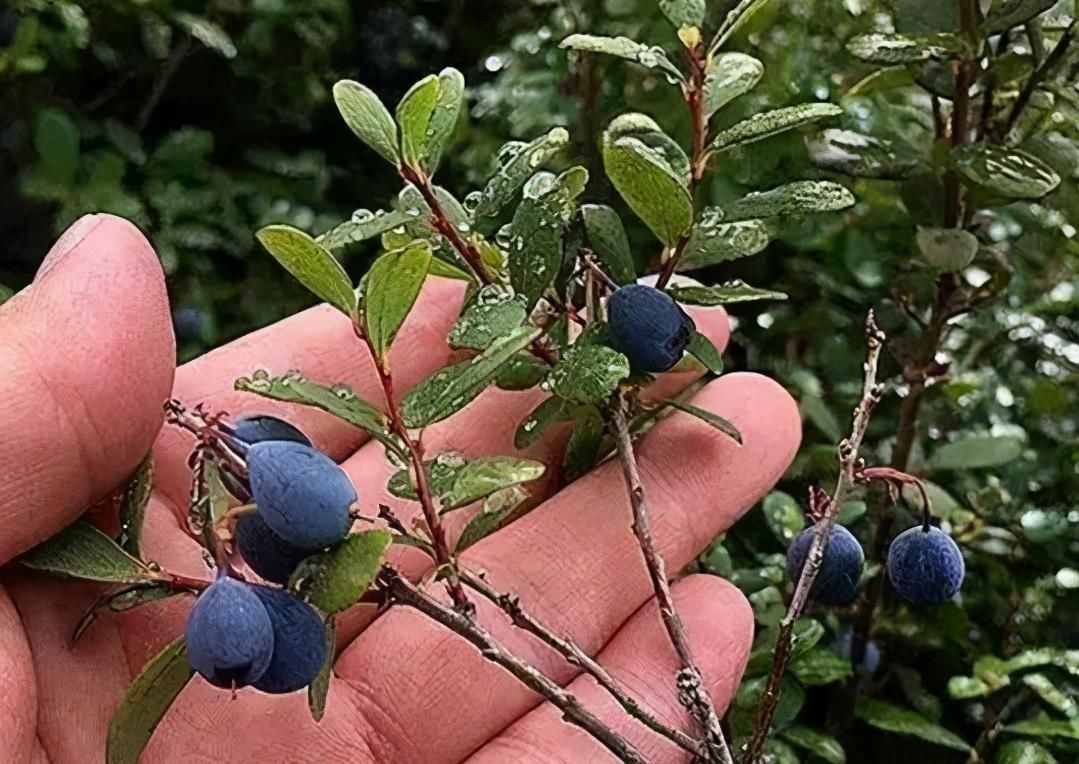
(741, 311, 886, 764)
(611, 390, 733, 764)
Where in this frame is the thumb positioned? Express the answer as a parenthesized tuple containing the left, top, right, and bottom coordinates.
(0, 214, 175, 563)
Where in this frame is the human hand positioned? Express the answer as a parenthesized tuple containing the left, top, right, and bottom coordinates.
(0, 215, 800, 762)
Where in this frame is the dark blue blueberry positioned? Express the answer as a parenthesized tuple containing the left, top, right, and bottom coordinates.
(886, 525, 965, 605)
(236, 513, 311, 585)
(834, 631, 881, 675)
(607, 284, 696, 373)
(786, 524, 865, 606)
(247, 441, 355, 552)
(171, 306, 207, 342)
(250, 585, 328, 694)
(185, 577, 274, 689)
(230, 415, 312, 448)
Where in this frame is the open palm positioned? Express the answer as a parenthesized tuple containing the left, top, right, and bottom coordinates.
(0, 215, 800, 763)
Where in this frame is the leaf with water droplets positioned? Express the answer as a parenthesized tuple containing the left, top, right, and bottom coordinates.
(780, 727, 846, 764)
(686, 331, 723, 375)
(603, 130, 692, 246)
(581, 204, 636, 285)
(234, 371, 399, 456)
(665, 398, 741, 443)
(456, 488, 532, 551)
(560, 34, 684, 82)
(658, 0, 705, 27)
(677, 214, 771, 270)
(846, 33, 965, 65)
(986, 0, 1058, 35)
(473, 128, 570, 220)
(712, 0, 774, 51)
(446, 456, 547, 509)
(290, 530, 392, 615)
(710, 103, 843, 153)
(805, 129, 921, 180)
(515, 396, 576, 449)
(387, 452, 467, 502)
(563, 405, 605, 480)
(308, 617, 336, 722)
(106, 636, 194, 764)
(916, 227, 978, 272)
(118, 455, 154, 558)
(402, 326, 542, 427)
(548, 344, 630, 405)
(606, 113, 691, 183)
(22, 522, 153, 583)
(723, 181, 855, 222)
(317, 208, 416, 253)
(255, 225, 356, 315)
(362, 240, 433, 362)
(449, 286, 529, 350)
(954, 144, 1060, 199)
(669, 281, 787, 305)
(426, 68, 465, 174)
(495, 354, 548, 391)
(704, 52, 764, 118)
(333, 80, 399, 166)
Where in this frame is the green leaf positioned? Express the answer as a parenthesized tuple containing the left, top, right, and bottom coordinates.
(704, 53, 764, 118)
(986, 0, 1058, 35)
(548, 344, 630, 405)
(563, 405, 606, 480)
(712, 0, 775, 51)
(34, 108, 80, 185)
(456, 489, 532, 551)
(606, 113, 690, 181)
(396, 74, 441, 172)
(658, 0, 705, 27)
(723, 181, 855, 222)
(954, 145, 1060, 199)
(1005, 718, 1079, 740)
(317, 208, 418, 253)
(472, 128, 570, 220)
(22, 522, 152, 583)
(362, 241, 433, 362)
(255, 225, 356, 315)
(686, 331, 724, 375)
(669, 281, 788, 305)
(854, 698, 971, 752)
(426, 68, 466, 174)
(801, 395, 843, 442)
(496, 355, 549, 391)
(449, 287, 529, 350)
(780, 726, 846, 764)
(106, 636, 194, 764)
(846, 33, 965, 64)
(1023, 673, 1079, 717)
(791, 647, 854, 686)
(118, 455, 154, 558)
(929, 435, 1024, 471)
(560, 34, 683, 82)
(806, 129, 921, 180)
(516, 396, 576, 449)
(333, 80, 399, 165)
(74, 584, 181, 644)
(665, 399, 742, 444)
(172, 12, 236, 58)
(746, 619, 825, 675)
(678, 217, 771, 270)
(387, 452, 466, 502)
(290, 530, 392, 615)
(234, 371, 399, 456)
(402, 326, 541, 427)
(447, 456, 546, 509)
(916, 227, 979, 272)
(762, 491, 805, 543)
(603, 126, 693, 246)
(710, 103, 843, 153)
(996, 740, 1059, 764)
(307, 617, 336, 722)
(581, 204, 636, 285)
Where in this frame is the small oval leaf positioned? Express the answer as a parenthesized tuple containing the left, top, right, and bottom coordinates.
(256, 225, 356, 315)
(333, 80, 399, 166)
(290, 530, 392, 615)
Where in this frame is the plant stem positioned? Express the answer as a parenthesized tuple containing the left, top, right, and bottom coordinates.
(741, 312, 886, 764)
(611, 395, 733, 764)
(1004, 19, 1076, 135)
(460, 568, 705, 758)
(378, 565, 649, 763)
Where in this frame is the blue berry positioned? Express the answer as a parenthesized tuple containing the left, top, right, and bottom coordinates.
(835, 631, 881, 675)
(249, 585, 328, 694)
(786, 524, 865, 606)
(230, 415, 312, 447)
(185, 577, 274, 689)
(886, 525, 964, 605)
(236, 513, 311, 585)
(607, 284, 696, 373)
(247, 441, 355, 552)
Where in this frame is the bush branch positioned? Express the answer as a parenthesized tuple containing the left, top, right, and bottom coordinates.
(740, 311, 886, 764)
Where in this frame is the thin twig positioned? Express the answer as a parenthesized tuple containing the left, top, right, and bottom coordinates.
(740, 312, 886, 764)
(1004, 20, 1076, 135)
(611, 395, 733, 764)
(378, 566, 649, 763)
(460, 568, 705, 758)
(136, 34, 192, 131)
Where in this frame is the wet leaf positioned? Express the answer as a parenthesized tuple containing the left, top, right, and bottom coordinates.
(73, 583, 180, 644)
(996, 740, 1059, 764)
(791, 647, 854, 685)
(118, 455, 154, 558)
(563, 405, 605, 480)
(387, 452, 467, 502)
(954, 145, 1060, 199)
(806, 129, 921, 180)
(396, 74, 440, 172)
(333, 80, 399, 165)
(916, 227, 979, 272)
(677, 216, 771, 270)
(516, 396, 576, 449)
(472, 128, 570, 220)
(560, 34, 683, 82)
(669, 281, 787, 305)
(22, 522, 153, 583)
(723, 181, 855, 222)
(581, 204, 636, 285)
(308, 617, 336, 722)
(659, 0, 705, 27)
(456, 489, 532, 551)
(710, 103, 843, 153)
(1004, 718, 1079, 740)
(449, 287, 529, 350)
(762, 491, 805, 543)
(362, 240, 433, 362)
(854, 698, 971, 752)
(548, 344, 630, 405)
(986, 0, 1058, 35)
(780, 726, 846, 764)
(317, 208, 416, 252)
(290, 530, 392, 615)
(255, 225, 355, 315)
(704, 52, 764, 118)
(846, 33, 965, 64)
(447, 456, 546, 509)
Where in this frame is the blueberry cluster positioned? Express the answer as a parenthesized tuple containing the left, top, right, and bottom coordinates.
(185, 415, 356, 693)
(786, 519, 965, 607)
(607, 285, 696, 373)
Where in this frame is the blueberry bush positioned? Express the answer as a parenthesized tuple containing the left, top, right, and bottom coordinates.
(11, 1, 1079, 763)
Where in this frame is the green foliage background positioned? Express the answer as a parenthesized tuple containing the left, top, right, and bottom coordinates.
(3, 1, 1078, 762)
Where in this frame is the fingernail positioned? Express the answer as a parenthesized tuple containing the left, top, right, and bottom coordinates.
(36, 214, 104, 280)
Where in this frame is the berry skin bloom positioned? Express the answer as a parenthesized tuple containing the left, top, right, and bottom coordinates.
(236, 513, 312, 585)
(185, 577, 275, 689)
(886, 525, 965, 605)
(247, 440, 356, 552)
(230, 415, 312, 448)
(607, 284, 696, 373)
(249, 585, 328, 694)
(786, 524, 865, 606)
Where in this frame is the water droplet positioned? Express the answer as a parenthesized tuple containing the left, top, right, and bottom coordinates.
(351, 208, 375, 224)
(463, 191, 483, 212)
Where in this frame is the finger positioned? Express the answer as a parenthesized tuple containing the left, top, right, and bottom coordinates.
(332, 372, 800, 762)
(0, 585, 36, 762)
(0, 214, 175, 563)
(468, 575, 753, 763)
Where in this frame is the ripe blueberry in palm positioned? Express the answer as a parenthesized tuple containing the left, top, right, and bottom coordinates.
(230, 415, 312, 447)
(185, 577, 274, 689)
(886, 525, 964, 605)
(247, 440, 355, 552)
(236, 513, 311, 585)
(786, 524, 865, 606)
(607, 284, 696, 373)
(250, 585, 328, 694)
